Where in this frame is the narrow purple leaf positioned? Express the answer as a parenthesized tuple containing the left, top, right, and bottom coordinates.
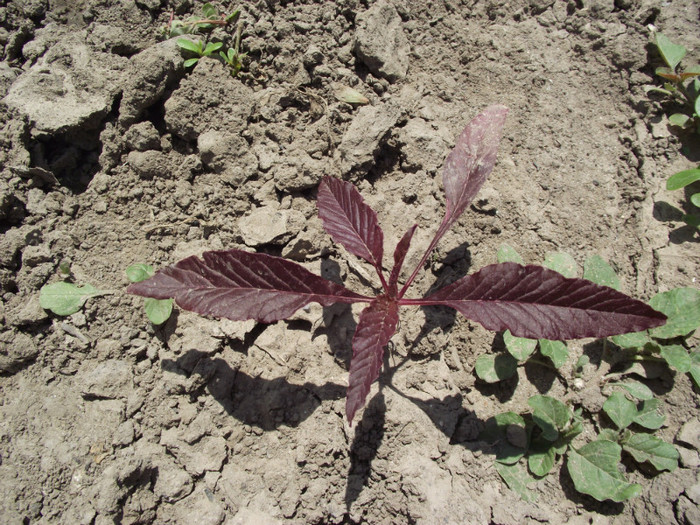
(317, 177, 384, 269)
(398, 106, 508, 298)
(127, 249, 370, 323)
(442, 105, 508, 232)
(346, 296, 399, 425)
(405, 263, 666, 340)
(388, 224, 417, 295)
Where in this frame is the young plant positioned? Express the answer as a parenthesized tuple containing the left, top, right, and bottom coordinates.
(485, 391, 678, 503)
(128, 105, 666, 425)
(666, 167, 700, 230)
(610, 287, 700, 388)
(40, 282, 108, 316)
(162, 3, 240, 38)
(216, 19, 246, 77)
(177, 38, 224, 68)
(647, 32, 700, 133)
(126, 264, 174, 325)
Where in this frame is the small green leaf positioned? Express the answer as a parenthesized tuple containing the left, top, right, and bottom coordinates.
(633, 399, 665, 430)
(567, 440, 642, 502)
(610, 331, 651, 349)
(691, 193, 700, 207)
(475, 353, 517, 383)
(660, 344, 691, 373)
(494, 463, 538, 502)
(603, 391, 636, 430)
(655, 33, 686, 71)
(668, 113, 691, 127)
(528, 436, 557, 477)
(480, 412, 528, 464)
(144, 298, 174, 325)
(539, 339, 569, 368)
(503, 330, 537, 361)
(528, 395, 572, 441)
(497, 244, 523, 264)
(695, 93, 700, 118)
(201, 3, 217, 18)
(126, 264, 155, 283)
(203, 41, 224, 55)
(183, 57, 200, 68)
(598, 428, 620, 442)
(623, 433, 678, 471)
(610, 380, 653, 401)
(177, 38, 202, 53)
(655, 66, 678, 80)
(649, 288, 700, 339)
(683, 214, 700, 229)
(667, 169, 700, 191)
(39, 282, 106, 316)
(583, 255, 620, 290)
(689, 350, 700, 388)
(574, 354, 589, 372)
(543, 252, 578, 278)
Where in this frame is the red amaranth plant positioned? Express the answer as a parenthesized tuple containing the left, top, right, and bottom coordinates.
(128, 106, 666, 424)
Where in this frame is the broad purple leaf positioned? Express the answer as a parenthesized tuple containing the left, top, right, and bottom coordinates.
(442, 105, 508, 233)
(389, 224, 417, 294)
(127, 249, 370, 323)
(407, 263, 666, 340)
(317, 177, 384, 269)
(346, 296, 399, 425)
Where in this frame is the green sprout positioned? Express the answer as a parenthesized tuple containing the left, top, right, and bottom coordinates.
(168, 4, 246, 76)
(218, 22, 246, 77)
(177, 38, 224, 68)
(666, 167, 700, 230)
(162, 3, 240, 38)
(40, 282, 108, 316)
(647, 32, 700, 133)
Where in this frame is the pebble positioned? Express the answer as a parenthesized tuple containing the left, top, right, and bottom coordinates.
(677, 418, 700, 450)
(353, 0, 410, 82)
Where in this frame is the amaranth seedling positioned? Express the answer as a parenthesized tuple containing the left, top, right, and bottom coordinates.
(128, 106, 666, 424)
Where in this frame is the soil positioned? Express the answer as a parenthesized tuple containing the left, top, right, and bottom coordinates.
(1, 0, 699, 524)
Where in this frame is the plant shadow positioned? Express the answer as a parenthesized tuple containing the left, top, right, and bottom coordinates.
(653, 200, 699, 244)
(162, 350, 346, 431)
(344, 391, 386, 510)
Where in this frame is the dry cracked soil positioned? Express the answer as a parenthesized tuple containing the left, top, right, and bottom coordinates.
(0, 0, 699, 524)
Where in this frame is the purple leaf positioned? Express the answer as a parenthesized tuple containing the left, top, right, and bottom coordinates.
(398, 106, 508, 298)
(406, 263, 666, 340)
(346, 296, 399, 425)
(317, 177, 384, 269)
(389, 224, 417, 294)
(442, 105, 508, 232)
(127, 249, 370, 323)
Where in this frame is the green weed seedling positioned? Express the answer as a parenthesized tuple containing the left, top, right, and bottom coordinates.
(218, 21, 246, 77)
(162, 3, 240, 38)
(610, 287, 700, 388)
(666, 167, 700, 230)
(165, 3, 246, 76)
(177, 38, 224, 68)
(485, 391, 677, 503)
(647, 32, 700, 133)
(126, 264, 173, 325)
(479, 246, 693, 501)
(40, 281, 108, 316)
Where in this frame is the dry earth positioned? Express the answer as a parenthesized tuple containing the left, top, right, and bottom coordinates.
(0, 0, 699, 523)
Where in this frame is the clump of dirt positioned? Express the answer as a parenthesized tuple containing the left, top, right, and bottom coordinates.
(0, 0, 698, 523)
